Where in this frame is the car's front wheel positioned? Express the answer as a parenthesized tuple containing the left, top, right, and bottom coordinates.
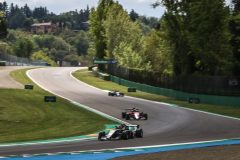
(98, 132, 105, 140)
(135, 129, 143, 138)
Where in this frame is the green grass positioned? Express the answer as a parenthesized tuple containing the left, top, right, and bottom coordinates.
(73, 70, 240, 119)
(0, 68, 114, 143)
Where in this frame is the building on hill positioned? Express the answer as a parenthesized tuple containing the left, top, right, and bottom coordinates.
(31, 22, 57, 34)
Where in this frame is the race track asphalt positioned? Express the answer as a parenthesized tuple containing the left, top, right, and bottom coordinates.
(0, 67, 240, 156)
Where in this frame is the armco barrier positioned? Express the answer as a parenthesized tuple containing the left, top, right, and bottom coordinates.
(110, 75, 240, 107)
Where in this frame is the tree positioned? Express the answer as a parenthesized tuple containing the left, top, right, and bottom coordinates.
(34, 35, 70, 51)
(159, 0, 231, 75)
(33, 7, 48, 20)
(31, 51, 56, 66)
(0, 11, 7, 39)
(64, 54, 80, 66)
(161, 0, 194, 75)
(14, 38, 34, 58)
(0, 2, 8, 15)
(8, 9, 26, 29)
(74, 31, 89, 56)
(230, 0, 240, 75)
(104, 2, 142, 58)
(232, 0, 240, 13)
(23, 4, 32, 18)
(188, 0, 231, 75)
(89, 0, 114, 59)
(113, 42, 151, 70)
(129, 9, 139, 21)
(143, 30, 172, 75)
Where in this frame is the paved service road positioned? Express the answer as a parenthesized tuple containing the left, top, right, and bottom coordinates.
(0, 67, 240, 156)
(0, 66, 28, 89)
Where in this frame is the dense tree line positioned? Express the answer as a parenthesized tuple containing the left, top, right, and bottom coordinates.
(0, 12, 7, 39)
(1, 0, 240, 77)
(0, 2, 90, 31)
(90, 0, 172, 74)
(230, 0, 240, 75)
(150, 0, 240, 76)
(0, 2, 8, 39)
(90, 0, 240, 76)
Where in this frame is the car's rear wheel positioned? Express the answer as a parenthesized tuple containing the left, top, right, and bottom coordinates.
(136, 129, 143, 138)
(122, 131, 129, 140)
(144, 114, 148, 120)
(129, 131, 134, 139)
(122, 112, 126, 118)
(126, 114, 130, 120)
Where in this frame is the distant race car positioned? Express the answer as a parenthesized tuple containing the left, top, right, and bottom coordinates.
(98, 124, 143, 141)
(108, 91, 124, 97)
(122, 108, 148, 120)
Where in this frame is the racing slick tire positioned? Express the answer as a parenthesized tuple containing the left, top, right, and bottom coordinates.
(122, 131, 129, 140)
(135, 129, 143, 138)
(126, 114, 130, 120)
(98, 131, 105, 141)
(122, 112, 126, 118)
(144, 113, 148, 120)
(129, 131, 134, 139)
(108, 92, 113, 96)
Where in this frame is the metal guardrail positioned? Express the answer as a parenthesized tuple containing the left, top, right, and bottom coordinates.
(0, 52, 31, 66)
(107, 65, 240, 96)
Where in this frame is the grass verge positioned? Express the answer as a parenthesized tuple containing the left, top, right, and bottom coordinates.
(0, 68, 114, 143)
(73, 69, 240, 119)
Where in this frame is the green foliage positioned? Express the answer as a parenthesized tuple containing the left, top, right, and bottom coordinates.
(34, 35, 55, 49)
(232, 0, 240, 13)
(89, 0, 114, 59)
(64, 54, 80, 66)
(0, 42, 13, 55)
(161, 0, 232, 75)
(143, 30, 173, 75)
(129, 9, 139, 21)
(188, 0, 231, 75)
(0, 68, 114, 143)
(104, 2, 142, 58)
(8, 9, 27, 29)
(0, 11, 7, 39)
(74, 31, 89, 56)
(32, 7, 48, 20)
(230, 1, 240, 75)
(113, 42, 151, 70)
(31, 50, 56, 66)
(13, 38, 34, 58)
(34, 35, 69, 51)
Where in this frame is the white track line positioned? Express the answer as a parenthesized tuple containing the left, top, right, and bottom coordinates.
(4, 138, 240, 158)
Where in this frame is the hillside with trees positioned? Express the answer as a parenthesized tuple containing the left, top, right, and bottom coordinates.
(0, 1, 157, 67)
